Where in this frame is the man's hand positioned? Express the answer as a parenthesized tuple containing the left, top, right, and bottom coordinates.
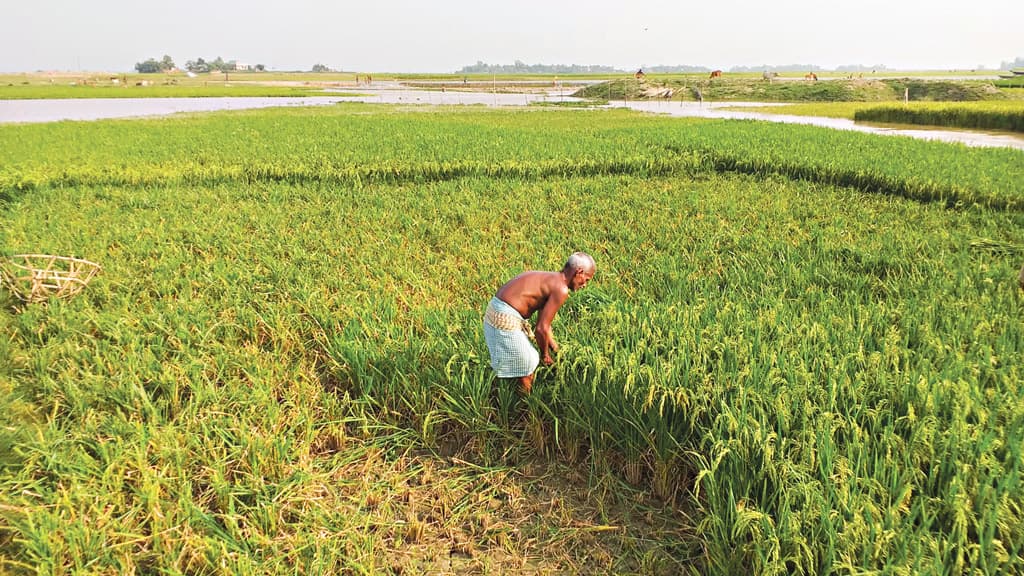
(543, 354, 554, 366)
(550, 339, 559, 354)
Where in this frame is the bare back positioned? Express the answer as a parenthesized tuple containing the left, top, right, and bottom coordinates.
(495, 271, 569, 320)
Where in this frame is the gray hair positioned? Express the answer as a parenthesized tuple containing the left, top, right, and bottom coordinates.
(565, 252, 595, 273)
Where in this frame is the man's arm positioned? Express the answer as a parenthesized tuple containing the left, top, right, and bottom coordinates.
(534, 285, 569, 365)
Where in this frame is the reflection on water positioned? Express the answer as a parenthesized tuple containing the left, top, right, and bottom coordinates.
(1, 90, 1021, 151)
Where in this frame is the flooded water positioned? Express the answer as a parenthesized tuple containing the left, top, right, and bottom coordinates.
(1, 88, 1021, 151)
(0, 96, 352, 124)
(616, 100, 1024, 151)
(323, 88, 584, 106)
(0, 90, 581, 124)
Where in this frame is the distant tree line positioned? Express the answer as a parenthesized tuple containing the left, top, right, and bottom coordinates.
(134, 55, 176, 73)
(456, 61, 621, 74)
(457, 61, 902, 75)
(727, 64, 890, 73)
(643, 65, 711, 73)
(1001, 56, 1024, 70)
(135, 56, 267, 73)
(834, 64, 889, 72)
(728, 64, 829, 73)
(184, 57, 265, 73)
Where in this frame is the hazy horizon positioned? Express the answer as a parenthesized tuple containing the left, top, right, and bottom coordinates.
(3, 0, 1022, 74)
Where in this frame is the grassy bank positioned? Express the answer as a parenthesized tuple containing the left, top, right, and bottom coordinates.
(577, 77, 1007, 103)
(854, 104, 1024, 133)
(2, 105, 1022, 575)
(995, 76, 1024, 88)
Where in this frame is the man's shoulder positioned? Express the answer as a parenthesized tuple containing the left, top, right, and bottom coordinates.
(544, 273, 570, 297)
(510, 271, 567, 297)
(520, 270, 561, 284)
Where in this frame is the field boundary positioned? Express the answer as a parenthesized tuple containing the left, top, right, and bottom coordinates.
(658, 145, 1024, 211)
(3, 149, 1021, 213)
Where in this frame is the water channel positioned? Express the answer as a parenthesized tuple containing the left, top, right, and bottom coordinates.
(614, 100, 1024, 151)
(1, 86, 1021, 151)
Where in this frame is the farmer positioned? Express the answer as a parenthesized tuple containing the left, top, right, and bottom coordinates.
(483, 252, 596, 394)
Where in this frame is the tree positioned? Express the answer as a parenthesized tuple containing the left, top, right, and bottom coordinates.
(255, 64, 265, 72)
(135, 55, 177, 73)
(312, 63, 330, 72)
(135, 58, 162, 73)
(185, 58, 210, 73)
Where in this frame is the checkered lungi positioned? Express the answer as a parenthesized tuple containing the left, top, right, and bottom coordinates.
(483, 297, 539, 378)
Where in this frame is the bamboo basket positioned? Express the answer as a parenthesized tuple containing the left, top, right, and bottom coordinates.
(0, 254, 101, 303)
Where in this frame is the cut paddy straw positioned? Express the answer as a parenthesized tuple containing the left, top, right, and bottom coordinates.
(0, 254, 101, 303)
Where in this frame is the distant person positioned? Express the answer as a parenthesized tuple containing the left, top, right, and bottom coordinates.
(483, 253, 596, 394)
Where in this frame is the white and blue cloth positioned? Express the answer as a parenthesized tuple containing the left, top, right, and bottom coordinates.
(483, 297, 539, 378)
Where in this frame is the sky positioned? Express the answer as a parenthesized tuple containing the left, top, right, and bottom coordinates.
(3, 0, 1022, 73)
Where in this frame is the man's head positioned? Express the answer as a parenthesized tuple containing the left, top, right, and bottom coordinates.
(563, 252, 596, 291)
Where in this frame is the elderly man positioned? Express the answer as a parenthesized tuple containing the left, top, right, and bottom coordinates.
(483, 252, 596, 394)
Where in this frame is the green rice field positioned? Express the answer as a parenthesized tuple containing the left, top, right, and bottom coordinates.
(1, 104, 1022, 575)
(726, 101, 1024, 133)
(854, 104, 1024, 133)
